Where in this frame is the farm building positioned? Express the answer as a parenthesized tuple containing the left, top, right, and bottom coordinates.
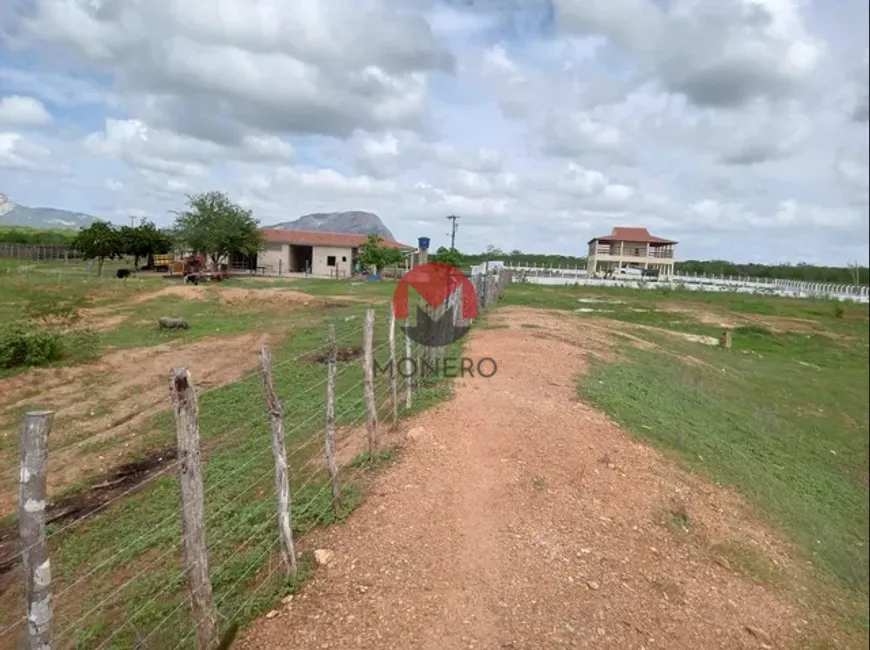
(586, 227, 677, 277)
(253, 229, 416, 277)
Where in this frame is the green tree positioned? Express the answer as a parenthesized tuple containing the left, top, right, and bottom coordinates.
(358, 234, 406, 274)
(172, 191, 263, 269)
(120, 221, 174, 268)
(72, 221, 122, 276)
(432, 246, 465, 268)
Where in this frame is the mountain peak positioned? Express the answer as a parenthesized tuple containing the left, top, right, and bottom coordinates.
(0, 193, 99, 229)
(268, 211, 395, 240)
(0, 193, 14, 216)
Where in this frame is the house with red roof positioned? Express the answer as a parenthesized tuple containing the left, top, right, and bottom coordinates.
(253, 228, 416, 277)
(586, 227, 677, 277)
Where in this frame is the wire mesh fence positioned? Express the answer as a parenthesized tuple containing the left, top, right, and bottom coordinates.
(1, 269, 512, 650)
(0, 243, 81, 262)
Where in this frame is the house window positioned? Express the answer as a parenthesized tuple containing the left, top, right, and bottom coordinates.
(327, 256, 336, 267)
(342, 256, 347, 262)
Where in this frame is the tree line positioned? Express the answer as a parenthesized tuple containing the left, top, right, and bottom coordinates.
(431, 246, 867, 285)
(5, 206, 866, 285)
(5, 191, 410, 277)
(674, 260, 866, 285)
(431, 245, 587, 269)
(0, 226, 78, 245)
(67, 192, 264, 275)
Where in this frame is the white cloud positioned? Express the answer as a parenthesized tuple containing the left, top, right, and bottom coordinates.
(0, 132, 67, 174)
(554, 0, 825, 108)
(541, 110, 622, 157)
(0, 96, 53, 126)
(0, 0, 866, 265)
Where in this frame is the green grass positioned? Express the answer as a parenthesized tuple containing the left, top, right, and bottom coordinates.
(577, 312, 869, 601)
(0, 260, 400, 381)
(710, 540, 784, 586)
(503, 284, 720, 337)
(505, 283, 868, 629)
(349, 447, 398, 470)
(0, 287, 474, 648)
(504, 283, 868, 337)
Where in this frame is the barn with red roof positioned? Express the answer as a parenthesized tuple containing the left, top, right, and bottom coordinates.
(254, 229, 415, 277)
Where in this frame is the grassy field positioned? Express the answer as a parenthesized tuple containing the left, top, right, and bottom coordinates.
(3, 260, 867, 646)
(504, 283, 869, 631)
(0, 259, 460, 649)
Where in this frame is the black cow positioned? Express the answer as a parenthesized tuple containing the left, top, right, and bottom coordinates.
(116, 268, 132, 279)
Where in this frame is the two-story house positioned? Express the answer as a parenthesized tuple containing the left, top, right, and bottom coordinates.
(586, 227, 677, 277)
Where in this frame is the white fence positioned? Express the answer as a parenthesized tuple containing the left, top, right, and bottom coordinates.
(469, 260, 506, 276)
(504, 263, 869, 304)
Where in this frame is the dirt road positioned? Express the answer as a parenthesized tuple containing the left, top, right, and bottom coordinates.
(241, 308, 831, 650)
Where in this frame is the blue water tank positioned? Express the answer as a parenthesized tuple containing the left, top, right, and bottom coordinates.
(418, 237, 430, 250)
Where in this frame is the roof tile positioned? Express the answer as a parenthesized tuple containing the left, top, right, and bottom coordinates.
(588, 227, 677, 245)
(263, 228, 414, 250)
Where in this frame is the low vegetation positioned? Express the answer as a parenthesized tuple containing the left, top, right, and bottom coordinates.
(2, 255, 867, 646)
(1, 290, 100, 370)
(427, 244, 867, 285)
(509, 282, 868, 630)
(0, 257, 468, 649)
(0, 225, 78, 245)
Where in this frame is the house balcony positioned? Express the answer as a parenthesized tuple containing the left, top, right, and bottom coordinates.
(590, 247, 674, 260)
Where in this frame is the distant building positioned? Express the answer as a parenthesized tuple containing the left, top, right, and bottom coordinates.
(254, 229, 415, 277)
(586, 227, 677, 277)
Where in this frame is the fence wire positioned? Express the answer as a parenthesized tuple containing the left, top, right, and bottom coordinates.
(2, 296, 495, 650)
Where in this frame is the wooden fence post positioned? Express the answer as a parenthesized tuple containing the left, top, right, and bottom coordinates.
(719, 330, 732, 350)
(19, 411, 54, 650)
(363, 309, 378, 453)
(259, 347, 298, 579)
(325, 326, 341, 515)
(169, 369, 219, 650)
(388, 310, 398, 426)
(404, 321, 413, 409)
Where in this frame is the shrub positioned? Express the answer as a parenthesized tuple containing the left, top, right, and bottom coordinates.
(833, 303, 845, 319)
(0, 323, 63, 368)
(25, 293, 84, 328)
(734, 324, 773, 337)
(65, 328, 101, 364)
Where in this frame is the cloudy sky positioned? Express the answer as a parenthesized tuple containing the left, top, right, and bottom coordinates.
(0, 0, 868, 263)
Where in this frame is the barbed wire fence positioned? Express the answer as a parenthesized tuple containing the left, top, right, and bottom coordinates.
(3, 267, 512, 650)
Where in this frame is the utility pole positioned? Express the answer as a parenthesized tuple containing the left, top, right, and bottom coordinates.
(849, 260, 860, 286)
(446, 215, 459, 251)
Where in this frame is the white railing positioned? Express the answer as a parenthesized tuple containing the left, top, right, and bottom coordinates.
(591, 248, 674, 259)
(502, 263, 869, 303)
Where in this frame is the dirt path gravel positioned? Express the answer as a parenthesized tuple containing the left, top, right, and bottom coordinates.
(240, 307, 844, 650)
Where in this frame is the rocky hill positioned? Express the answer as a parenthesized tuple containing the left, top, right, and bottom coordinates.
(0, 193, 99, 229)
(268, 211, 395, 240)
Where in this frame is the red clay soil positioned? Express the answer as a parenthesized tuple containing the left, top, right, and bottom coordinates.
(0, 333, 269, 518)
(240, 307, 855, 650)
